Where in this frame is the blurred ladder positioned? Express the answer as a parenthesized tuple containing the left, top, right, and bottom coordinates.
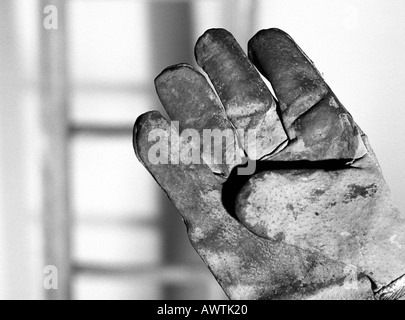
(40, 0, 257, 300)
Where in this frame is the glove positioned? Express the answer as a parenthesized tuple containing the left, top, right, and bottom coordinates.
(133, 28, 405, 300)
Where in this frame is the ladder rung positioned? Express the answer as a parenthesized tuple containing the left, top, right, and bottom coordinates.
(69, 124, 134, 136)
(73, 263, 211, 284)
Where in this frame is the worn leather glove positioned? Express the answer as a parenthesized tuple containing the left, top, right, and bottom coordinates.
(134, 28, 405, 300)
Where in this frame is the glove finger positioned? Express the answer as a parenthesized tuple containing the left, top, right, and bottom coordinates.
(155, 64, 242, 177)
(134, 110, 221, 223)
(248, 29, 366, 162)
(195, 28, 288, 160)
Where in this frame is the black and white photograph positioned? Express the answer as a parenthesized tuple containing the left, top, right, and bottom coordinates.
(1, 0, 405, 303)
